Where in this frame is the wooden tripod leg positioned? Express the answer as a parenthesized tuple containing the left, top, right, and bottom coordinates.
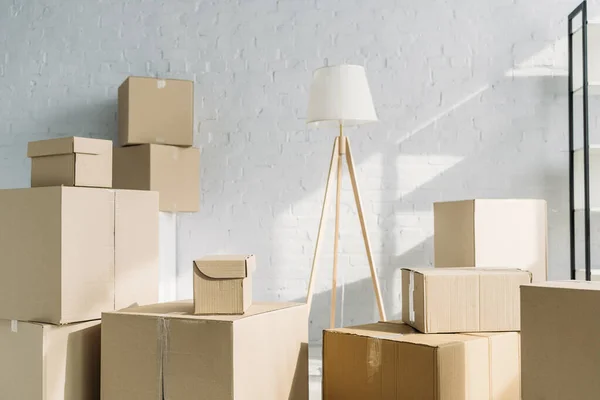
(345, 138, 387, 322)
(331, 138, 344, 329)
(306, 137, 340, 312)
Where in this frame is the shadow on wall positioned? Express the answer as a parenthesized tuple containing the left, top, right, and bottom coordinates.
(289, 72, 568, 343)
(296, 236, 433, 343)
(46, 98, 118, 143)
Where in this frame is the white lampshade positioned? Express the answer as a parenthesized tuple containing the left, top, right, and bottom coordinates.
(306, 64, 378, 127)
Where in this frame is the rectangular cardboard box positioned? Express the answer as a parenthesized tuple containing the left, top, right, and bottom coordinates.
(323, 322, 520, 400)
(113, 144, 200, 212)
(118, 76, 193, 147)
(0, 319, 101, 400)
(28, 137, 112, 188)
(0, 187, 159, 324)
(402, 267, 531, 333)
(102, 301, 308, 400)
(194, 255, 255, 315)
(521, 281, 600, 399)
(434, 199, 547, 281)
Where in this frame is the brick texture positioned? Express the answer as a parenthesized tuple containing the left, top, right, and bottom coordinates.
(0, 0, 584, 342)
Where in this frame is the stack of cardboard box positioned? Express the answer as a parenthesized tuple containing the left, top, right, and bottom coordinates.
(322, 199, 548, 400)
(101, 255, 309, 399)
(0, 136, 160, 399)
(113, 76, 200, 213)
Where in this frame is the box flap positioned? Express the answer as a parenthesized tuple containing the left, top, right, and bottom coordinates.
(194, 255, 255, 279)
(27, 137, 112, 157)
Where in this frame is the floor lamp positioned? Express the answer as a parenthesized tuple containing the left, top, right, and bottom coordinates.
(304, 65, 387, 328)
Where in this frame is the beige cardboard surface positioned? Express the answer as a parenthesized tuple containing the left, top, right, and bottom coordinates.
(194, 255, 255, 315)
(434, 199, 548, 282)
(111, 144, 150, 190)
(113, 144, 200, 212)
(323, 322, 520, 400)
(114, 189, 159, 310)
(401, 267, 531, 333)
(61, 187, 115, 323)
(0, 319, 101, 400)
(521, 281, 600, 400)
(0, 187, 158, 324)
(74, 153, 112, 187)
(31, 154, 77, 186)
(118, 76, 193, 146)
(101, 301, 308, 400)
(150, 144, 199, 211)
(29, 137, 112, 188)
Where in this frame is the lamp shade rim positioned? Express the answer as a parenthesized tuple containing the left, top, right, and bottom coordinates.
(306, 117, 379, 127)
(311, 63, 364, 73)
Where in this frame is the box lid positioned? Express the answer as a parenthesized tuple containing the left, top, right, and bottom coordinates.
(194, 255, 255, 279)
(27, 137, 112, 158)
(104, 300, 303, 322)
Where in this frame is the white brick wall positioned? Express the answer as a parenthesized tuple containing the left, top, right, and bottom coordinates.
(0, 0, 586, 342)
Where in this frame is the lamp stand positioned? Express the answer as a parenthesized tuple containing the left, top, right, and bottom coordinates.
(305, 125, 387, 328)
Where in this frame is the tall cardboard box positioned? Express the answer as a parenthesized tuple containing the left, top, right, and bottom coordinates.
(0, 319, 101, 400)
(102, 301, 308, 400)
(194, 255, 255, 315)
(28, 137, 112, 188)
(0, 187, 159, 324)
(113, 144, 200, 212)
(434, 199, 547, 281)
(401, 267, 531, 333)
(323, 322, 520, 400)
(521, 281, 600, 399)
(118, 76, 193, 147)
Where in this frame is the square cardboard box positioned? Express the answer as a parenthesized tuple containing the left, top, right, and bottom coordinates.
(113, 144, 200, 212)
(521, 281, 600, 399)
(434, 199, 547, 281)
(323, 322, 520, 400)
(28, 137, 112, 188)
(0, 187, 159, 324)
(401, 267, 531, 333)
(102, 301, 308, 400)
(0, 319, 101, 400)
(194, 255, 255, 315)
(118, 76, 193, 147)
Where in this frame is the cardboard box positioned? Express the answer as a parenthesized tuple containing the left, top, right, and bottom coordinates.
(521, 281, 600, 399)
(28, 137, 112, 188)
(401, 267, 531, 333)
(102, 301, 308, 400)
(0, 187, 159, 324)
(434, 199, 547, 281)
(194, 255, 255, 315)
(118, 76, 193, 147)
(0, 319, 101, 400)
(113, 144, 200, 212)
(323, 322, 520, 400)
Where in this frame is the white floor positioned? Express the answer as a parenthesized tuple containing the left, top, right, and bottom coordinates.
(309, 345, 323, 399)
(310, 376, 322, 399)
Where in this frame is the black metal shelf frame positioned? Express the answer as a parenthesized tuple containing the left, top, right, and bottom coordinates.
(569, 1, 592, 281)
